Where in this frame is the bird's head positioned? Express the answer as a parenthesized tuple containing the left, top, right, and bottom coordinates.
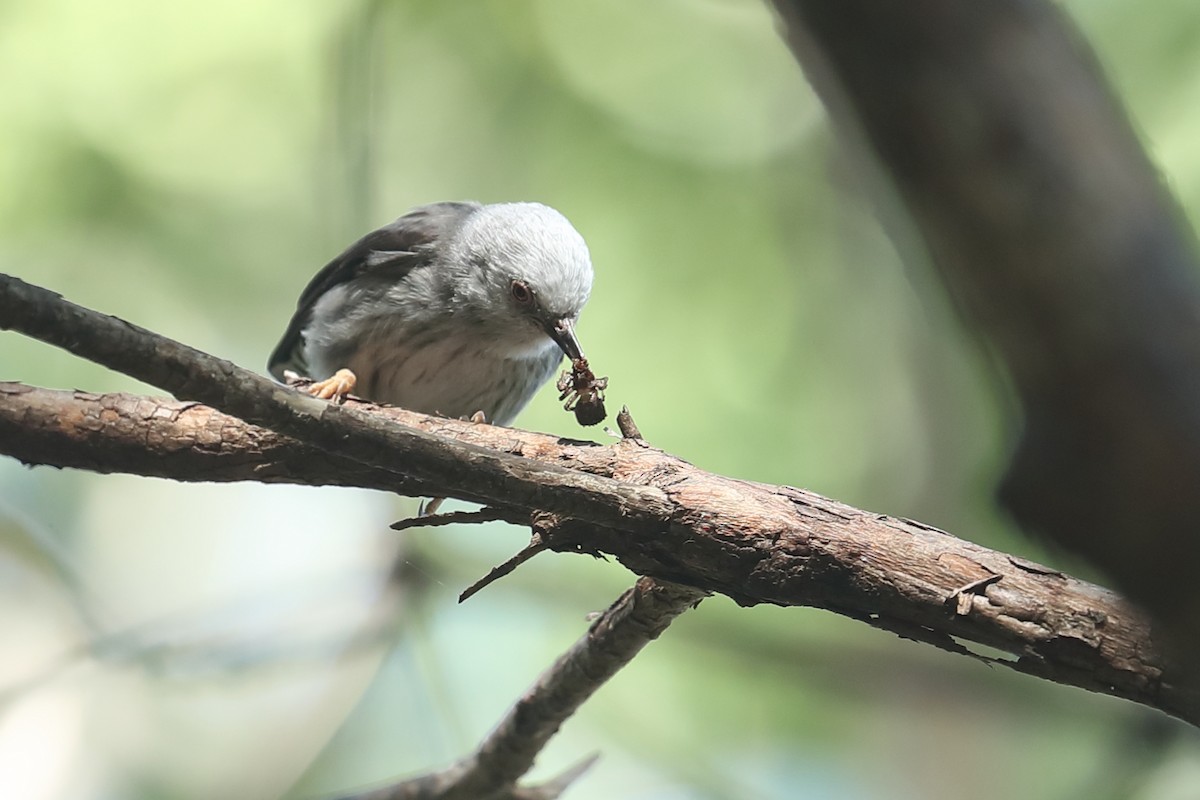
(446, 202, 594, 360)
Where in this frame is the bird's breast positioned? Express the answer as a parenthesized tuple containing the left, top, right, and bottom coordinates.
(311, 322, 561, 426)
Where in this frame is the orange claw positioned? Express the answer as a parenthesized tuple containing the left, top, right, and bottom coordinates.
(307, 368, 357, 403)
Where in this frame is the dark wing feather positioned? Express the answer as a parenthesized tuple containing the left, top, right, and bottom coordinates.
(267, 201, 481, 379)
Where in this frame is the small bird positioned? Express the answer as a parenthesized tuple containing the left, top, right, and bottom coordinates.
(268, 201, 594, 427)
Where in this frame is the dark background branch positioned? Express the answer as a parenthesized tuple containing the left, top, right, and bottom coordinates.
(771, 0, 1200, 664)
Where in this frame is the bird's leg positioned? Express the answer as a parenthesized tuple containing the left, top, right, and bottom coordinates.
(414, 413, 483, 517)
(420, 497, 446, 516)
(306, 368, 357, 404)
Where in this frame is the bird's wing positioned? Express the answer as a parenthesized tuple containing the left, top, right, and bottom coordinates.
(267, 201, 482, 379)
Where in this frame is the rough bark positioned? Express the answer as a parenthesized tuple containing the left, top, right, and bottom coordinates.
(2, 381, 1193, 725)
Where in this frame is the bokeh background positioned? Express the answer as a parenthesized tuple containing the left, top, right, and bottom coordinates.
(3, 1, 1200, 798)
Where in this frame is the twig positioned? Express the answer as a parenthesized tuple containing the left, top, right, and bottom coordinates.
(615, 406, 641, 440)
(514, 754, 600, 800)
(459, 534, 549, 603)
(340, 578, 706, 800)
(390, 508, 511, 531)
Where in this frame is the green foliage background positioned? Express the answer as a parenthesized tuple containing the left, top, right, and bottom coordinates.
(2, 1, 1200, 798)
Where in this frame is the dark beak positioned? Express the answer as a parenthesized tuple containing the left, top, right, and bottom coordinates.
(545, 316, 584, 361)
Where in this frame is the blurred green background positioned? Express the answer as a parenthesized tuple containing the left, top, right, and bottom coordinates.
(3, 1, 1200, 798)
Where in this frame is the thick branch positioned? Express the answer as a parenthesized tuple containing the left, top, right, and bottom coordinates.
(0, 274, 672, 533)
(0, 382, 430, 495)
(2, 381, 1195, 725)
(344, 578, 704, 800)
(771, 0, 1200, 660)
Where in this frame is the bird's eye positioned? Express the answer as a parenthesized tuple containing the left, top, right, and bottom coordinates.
(510, 280, 534, 306)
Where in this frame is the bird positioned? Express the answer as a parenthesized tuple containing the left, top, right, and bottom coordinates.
(268, 201, 594, 428)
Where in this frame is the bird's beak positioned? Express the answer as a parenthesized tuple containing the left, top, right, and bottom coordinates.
(545, 316, 584, 361)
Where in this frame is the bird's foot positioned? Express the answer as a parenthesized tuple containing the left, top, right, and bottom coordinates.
(306, 368, 357, 404)
(469, 410, 487, 424)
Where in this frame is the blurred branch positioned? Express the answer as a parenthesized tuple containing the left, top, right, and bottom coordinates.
(2, 367, 1198, 723)
(341, 578, 704, 800)
(770, 0, 1200, 663)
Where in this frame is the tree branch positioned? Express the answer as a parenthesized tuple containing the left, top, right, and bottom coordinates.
(340, 578, 704, 800)
(0, 274, 672, 532)
(770, 0, 1200, 663)
(2, 377, 1195, 724)
(5, 4, 1194, 796)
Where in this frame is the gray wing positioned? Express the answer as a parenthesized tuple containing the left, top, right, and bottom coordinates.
(268, 201, 481, 379)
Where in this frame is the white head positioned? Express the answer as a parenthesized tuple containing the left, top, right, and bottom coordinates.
(443, 202, 594, 359)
